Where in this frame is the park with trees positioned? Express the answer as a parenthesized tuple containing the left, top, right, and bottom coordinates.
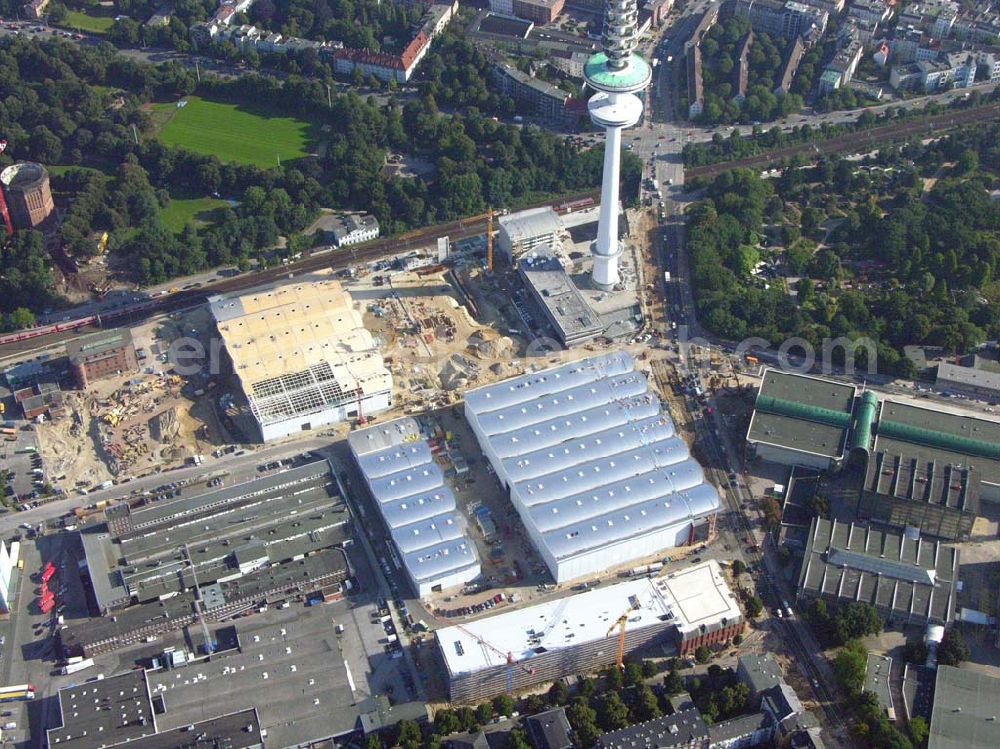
(685, 121, 1000, 369)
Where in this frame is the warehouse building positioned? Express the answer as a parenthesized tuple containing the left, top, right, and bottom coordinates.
(437, 561, 742, 702)
(871, 399, 1000, 503)
(497, 206, 563, 262)
(935, 359, 1000, 401)
(209, 269, 392, 441)
(349, 417, 480, 597)
(465, 352, 721, 583)
(857, 450, 979, 540)
(927, 666, 1000, 749)
(47, 667, 265, 749)
(746, 369, 862, 470)
(66, 329, 138, 389)
(797, 517, 959, 626)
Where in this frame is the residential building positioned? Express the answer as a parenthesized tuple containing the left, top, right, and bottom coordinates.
(890, 62, 925, 88)
(797, 516, 960, 626)
(927, 666, 1000, 749)
(952, 12, 1000, 44)
(21, 0, 49, 19)
(511, 0, 565, 23)
(688, 44, 705, 117)
(849, 0, 893, 25)
(735, 31, 755, 100)
(492, 62, 572, 120)
(208, 269, 392, 442)
(735, 0, 829, 42)
(349, 418, 481, 597)
(497, 206, 563, 260)
(525, 708, 574, 749)
(799, 0, 843, 13)
(489, 0, 514, 13)
(821, 33, 864, 91)
(775, 36, 806, 93)
(595, 709, 710, 749)
(326, 213, 380, 247)
(738, 653, 785, 704)
(66, 330, 138, 389)
(708, 713, 774, 749)
(918, 51, 977, 90)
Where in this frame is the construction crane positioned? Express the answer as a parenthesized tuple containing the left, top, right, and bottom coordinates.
(605, 583, 659, 670)
(454, 622, 535, 694)
(486, 206, 495, 272)
(0, 139, 13, 236)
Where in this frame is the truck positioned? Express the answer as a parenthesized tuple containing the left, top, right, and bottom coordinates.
(651, 178, 659, 190)
(664, 271, 671, 283)
(61, 658, 95, 675)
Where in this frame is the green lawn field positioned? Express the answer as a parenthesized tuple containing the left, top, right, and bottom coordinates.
(161, 194, 231, 233)
(62, 9, 116, 34)
(155, 97, 316, 169)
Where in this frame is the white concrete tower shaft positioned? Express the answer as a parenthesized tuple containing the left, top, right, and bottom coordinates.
(584, 0, 650, 291)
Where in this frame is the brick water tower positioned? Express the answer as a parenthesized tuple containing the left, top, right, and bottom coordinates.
(0, 162, 55, 230)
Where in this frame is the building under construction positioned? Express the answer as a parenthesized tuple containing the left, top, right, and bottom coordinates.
(65, 459, 352, 656)
(437, 561, 742, 703)
(209, 269, 392, 442)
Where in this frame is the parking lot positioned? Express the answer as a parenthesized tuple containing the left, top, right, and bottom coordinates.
(1, 425, 44, 508)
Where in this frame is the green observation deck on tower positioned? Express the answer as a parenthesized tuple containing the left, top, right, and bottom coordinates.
(584, 52, 652, 93)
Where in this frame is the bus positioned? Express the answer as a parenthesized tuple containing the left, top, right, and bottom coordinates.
(0, 684, 35, 703)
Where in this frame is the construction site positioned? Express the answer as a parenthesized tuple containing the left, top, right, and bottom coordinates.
(34, 309, 228, 490)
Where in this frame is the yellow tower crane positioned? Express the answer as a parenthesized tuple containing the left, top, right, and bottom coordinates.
(605, 582, 660, 670)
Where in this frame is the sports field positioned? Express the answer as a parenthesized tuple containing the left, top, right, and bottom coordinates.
(63, 9, 116, 34)
(161, 194, 231, 233)
(155, 97, 316, 169)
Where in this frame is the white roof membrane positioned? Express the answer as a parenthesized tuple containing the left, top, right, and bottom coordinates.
(391, 513, 465, 554)
(380, 489, 458, 529)
(354, 442, 432, 480)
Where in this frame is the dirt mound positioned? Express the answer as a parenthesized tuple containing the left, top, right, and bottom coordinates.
(439, 354, 480, 391)
(149, 407, 180, 443)
(468, 332, 514, 360)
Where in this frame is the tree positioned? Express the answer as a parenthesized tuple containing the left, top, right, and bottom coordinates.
(695, 645, 712, 664)
(834, 602, 883, 645)
(366, 733, 383, 749)
(567, 698, 599, 749)
(548, 680, 569, 706)
(492, 694, 516, 719)
(733, 633, 744, 646)
(663, 669, 684, 696)
(833, 639, 868, 695)
(397, 720, 422, 749)
(745, 595, 764, 619)
(641, 659, 658, 679)
(937, 629, 970, 667)
(475, 703, 494, 726)
(433, 709, 461, 736)
(624, 661, 644, 687)
(630, 684, 662, 722)
(524, 694, 547, 715)
(507, 728, 532, 749)
(909, 715, 929, 748)
(761, 498, 782, 529)
(595, 692, 630, 731)
(731, 559, 746, 576)
(604, 666, 624, 690)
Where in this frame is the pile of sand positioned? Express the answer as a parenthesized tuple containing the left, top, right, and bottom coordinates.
(439, 354, 480, 391)
(468, 332, 514, 360)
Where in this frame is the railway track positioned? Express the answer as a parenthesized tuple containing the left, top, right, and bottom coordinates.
(685, 101, 1000, 180)
(0, 189, 600, 360)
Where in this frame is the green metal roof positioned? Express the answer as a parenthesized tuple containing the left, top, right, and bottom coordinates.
(851, 391, 879, 453)
(755, 395, 852, 429)
(878, 419, 1000, 461)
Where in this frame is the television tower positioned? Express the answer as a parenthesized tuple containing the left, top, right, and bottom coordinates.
(584, 0, 651, 290)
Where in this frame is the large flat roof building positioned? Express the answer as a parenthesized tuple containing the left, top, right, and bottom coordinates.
(349, 417, 480, 597)
(928, 666, 1000, 749)
(437, 561, 741, 702)
(858, 449, 979, 540)
(797, 517, 959, 626)
(872, 399, 1000, 502)
(746, 369, 860, 470)
(465, 352, 721, 583)
(209, 269, 391, 442)
(936, 359, 1000, 400)
(518, 254, 603, 346)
